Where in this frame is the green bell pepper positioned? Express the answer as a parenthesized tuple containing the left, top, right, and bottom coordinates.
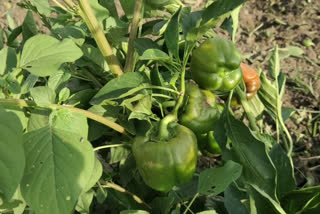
(132, 115, 198, 192)
(198, 131, 221, 154)
(190, 37, 242, 93)
(179, 82, 220, 135)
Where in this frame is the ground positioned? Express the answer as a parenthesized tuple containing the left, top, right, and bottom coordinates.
(1, 0, 319, 186)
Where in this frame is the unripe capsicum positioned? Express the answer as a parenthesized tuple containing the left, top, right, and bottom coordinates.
(179, 82, 221, 154)
(190, 37, 242, 93)
(132, 115, 198, 192)
(179, 82, 220, 134)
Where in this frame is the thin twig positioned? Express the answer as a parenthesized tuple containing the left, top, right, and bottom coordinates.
(102, 182, 152, 209)
(300, 156, 320, 161)
(93, 144, 125, 151)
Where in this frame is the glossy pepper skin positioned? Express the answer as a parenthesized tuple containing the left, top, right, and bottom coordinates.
(240, 63, 261, 99)
(179, 82, 220, 135)
(191, 38, 242, 93)
(132, 124, 198, 192)
(198, 131, 221, 154)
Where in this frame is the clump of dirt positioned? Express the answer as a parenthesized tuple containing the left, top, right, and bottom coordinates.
(237, 0, 320, 186)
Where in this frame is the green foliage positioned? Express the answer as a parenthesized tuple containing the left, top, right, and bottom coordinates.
(0, 0, 318, 213)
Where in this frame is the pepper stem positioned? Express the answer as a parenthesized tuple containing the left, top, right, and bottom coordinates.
(158, 114, 177, 140)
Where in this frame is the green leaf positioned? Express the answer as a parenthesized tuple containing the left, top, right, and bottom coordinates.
(81, 44, 108, 71)
(99, 0, 118, 17)
(120, 210, 150, 214)
(196, 211, 217, 214)
(134, 38, 161, 56)
(105, 17, 129, 45)
(165, 8, 181, 60)
(1, 106, 28, 130)
(83, 157, 102, 192)
(48, 69, 71, 93)
(110, 146, 130, 164)
(6, 73, 21, 94)
(7, 10, 15, 30)
(151, 196, 174, 214)
(27, 109, 50, 132)
(181, 11, 202, 40)
(198, 160, 242, 195)
(224, 184, 249, 214)
(278, 46, 304, 60)
(139, 49, 170, 61)
(230, 5, 242, 42)
(91, 72, 147, 105)
(75, 189, 94, 214)
(20, 74, 38, 94)
(0, 109, 25, 200)
(248, 184, 286, 214)
(121, 94, 153, 116)
(119, 0, 135, 19)
(281, 107, 294, 122)
(21, 110, 94, 214)
(52, 25, 86, 46)
(269, 144, 296, 199)
(89, 0, 109, 27)
(0, 47, 17, 75)
(20, 35, 83, 77)
(28, 0, 51, 16)
(224, 111, 277, 200)
(65, 89, 97, 108)
(269, 45, 280, 79)
(58, 87, 70, 103)
(30, 86, 56, 106)
(22, 10, 37, 42)
(201, 0, 247, 24)
(247, 95, 265, 118)
(0, 29, 5, 50)
(258, 72, 277, 115)
(7, 26, 22, 47)
(281, 186, 320, 213)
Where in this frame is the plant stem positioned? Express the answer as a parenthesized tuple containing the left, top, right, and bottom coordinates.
(183, 193, 199, 214)
(102, 182, 152, 209)
(172, 44, 193, 118)
(235, 86, 260, 132)
(0, 99, 126, 134)
(151, 94, 174, 99)
(77, 0, 123, 76)
(158, 114, 177, 139)
(93, 144, 125, 151)
(124, 0, 143, 73)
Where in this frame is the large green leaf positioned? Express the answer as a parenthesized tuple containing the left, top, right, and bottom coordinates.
(224, 184, 249, 214)
(21, 110, 94, 214)
(0, 109, 25, 200)
(248, 184, 286, 214)
(281, 186, 320, 213)
(20, 35, 83, 77)
(198, 160, 242, 195)
(28, 0, 51, 16)
(164, 8, 180, 60)
(201, 0, 247, 24)
(91, 72, 147, 105)
(30, 86, 56, 106)
(224, 111, 277, 200)
(22, 10, 37, 42)
(269, 144, 296, 199)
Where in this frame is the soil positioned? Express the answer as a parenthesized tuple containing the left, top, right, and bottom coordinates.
(1, 0, 319, 186)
